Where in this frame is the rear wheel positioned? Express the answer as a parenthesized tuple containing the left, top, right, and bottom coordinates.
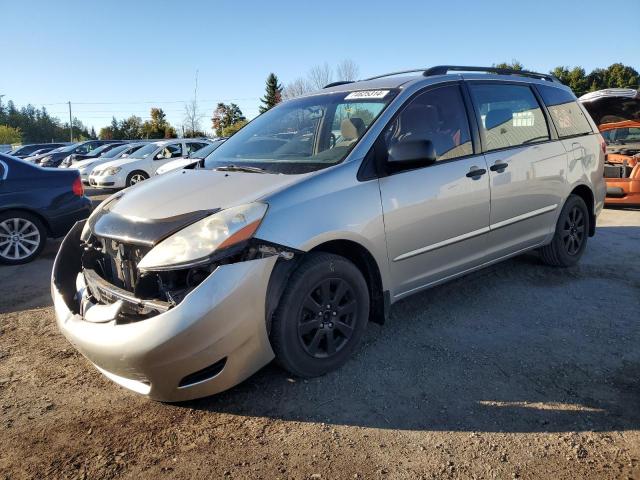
(270, 253, 369, 377)
(539, 194, 589, 267)
(126, 170, 149, 187)
(0, 211, 46, 265)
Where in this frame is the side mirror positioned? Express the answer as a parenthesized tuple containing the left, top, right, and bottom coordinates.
(387, 139, 437, 167)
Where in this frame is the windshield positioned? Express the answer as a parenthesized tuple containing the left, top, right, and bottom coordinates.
(601, 126, 640, 145)
(101, 144, 129, 158)
(129, 143, 161, 159)
(204, 90, 395, 174)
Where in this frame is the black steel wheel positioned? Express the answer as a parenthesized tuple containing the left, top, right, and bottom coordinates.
(297, 277, 358, 358)
(270, 252, 369, 377)
(562, 204, 586, 256)
(540, 194, 590, 267)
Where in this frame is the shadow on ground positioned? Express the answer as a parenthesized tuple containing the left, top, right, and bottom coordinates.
(186, 225, 640, 433)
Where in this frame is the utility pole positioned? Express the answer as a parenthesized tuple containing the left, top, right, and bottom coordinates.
(68, 101, 73, 142)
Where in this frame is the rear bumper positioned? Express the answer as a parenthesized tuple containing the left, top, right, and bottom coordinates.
(605, 178, 640, 206)
(47, 197, 92, 237)
(52, 222, 277, 401)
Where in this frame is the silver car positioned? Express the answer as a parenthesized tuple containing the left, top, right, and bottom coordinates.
(52, 66, 606, 401)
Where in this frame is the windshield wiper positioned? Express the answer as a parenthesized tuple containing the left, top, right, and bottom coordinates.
(215, 164, 269, 174)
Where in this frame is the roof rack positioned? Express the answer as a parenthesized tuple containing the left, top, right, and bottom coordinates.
(323, 81, 354, 88)
(360, 66, 561, 84)
(423, 65, 561, 83)
(362, 69, 430, 81)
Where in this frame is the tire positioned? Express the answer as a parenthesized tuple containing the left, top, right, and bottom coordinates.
(126, 170, 149, 187)
(539, 194, 589, 267)
(270, 252, 370, 378)
(0, 211, 47, 265)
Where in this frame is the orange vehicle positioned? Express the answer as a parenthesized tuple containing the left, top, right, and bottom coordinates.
(580, 89, 640, 206)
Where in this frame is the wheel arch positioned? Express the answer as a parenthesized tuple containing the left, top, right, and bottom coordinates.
(569, 184, 595, 236)
(0, 207, 52, 237)
(307, 239, 388, 325)
(265, 238, 389, 332)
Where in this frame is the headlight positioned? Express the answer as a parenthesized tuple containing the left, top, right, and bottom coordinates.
(138, 203, 268, 271)
(104, 167, 121, 175)
(39, 155, 52, 164)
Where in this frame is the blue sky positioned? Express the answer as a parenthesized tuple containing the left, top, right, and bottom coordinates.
(2, 0, 638, 134)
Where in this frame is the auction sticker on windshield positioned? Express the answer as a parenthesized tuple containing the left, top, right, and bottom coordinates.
(345, 90, 390, 100)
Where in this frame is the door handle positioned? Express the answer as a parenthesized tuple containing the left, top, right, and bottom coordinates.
(466, 167, 487, 179)
(489, 161, 509, 172)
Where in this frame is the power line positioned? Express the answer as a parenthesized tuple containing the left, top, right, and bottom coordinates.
(37, 97, 260, 106)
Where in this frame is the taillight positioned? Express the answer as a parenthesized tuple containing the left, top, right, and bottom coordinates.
(72, 176, 84, 196)
(598, 134, 607, 156)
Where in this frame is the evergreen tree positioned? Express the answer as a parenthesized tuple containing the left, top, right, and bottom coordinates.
(211, 103, 246, 137)
(259, 73, 283, 114)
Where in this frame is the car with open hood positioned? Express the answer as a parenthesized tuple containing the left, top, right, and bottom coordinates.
(579, 88, 640, 206)
(52, 65, 605, 401)
(88, 139, 211, 188)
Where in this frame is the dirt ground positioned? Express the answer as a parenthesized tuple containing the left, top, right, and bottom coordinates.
(1, 206, 639, 480)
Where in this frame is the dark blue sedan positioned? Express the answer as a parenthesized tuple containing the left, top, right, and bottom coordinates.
(0, 153, 92, 264)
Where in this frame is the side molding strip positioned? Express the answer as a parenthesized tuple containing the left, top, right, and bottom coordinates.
(393, 204, 558, 262)
(393, 226, 491, 262)
(489, 204, 558, 231)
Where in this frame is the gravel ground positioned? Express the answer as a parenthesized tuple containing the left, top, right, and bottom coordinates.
(0, 207, 639, 480)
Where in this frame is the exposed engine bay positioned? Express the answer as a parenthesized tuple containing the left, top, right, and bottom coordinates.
(79, 232, 295, 323)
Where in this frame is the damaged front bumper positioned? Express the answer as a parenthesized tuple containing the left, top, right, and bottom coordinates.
(52, 221, 278, 402)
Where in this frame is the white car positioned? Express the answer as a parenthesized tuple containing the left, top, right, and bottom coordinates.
(88, 139, 210, 189)
(155, 140, 225, 175)
(61, 143, 148, 185)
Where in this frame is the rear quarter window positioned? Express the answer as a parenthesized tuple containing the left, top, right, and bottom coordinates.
(538, 85, 593, 138)
(469, 83, 550, 151)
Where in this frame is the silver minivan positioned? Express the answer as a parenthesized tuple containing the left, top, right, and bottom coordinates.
(52, 66, 606, 401)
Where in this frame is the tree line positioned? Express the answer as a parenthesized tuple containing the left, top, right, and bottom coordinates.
(98, 108, 177, 140)
(1, 61, 637, 144)
(0, 100, 94, 144)
(494, 60, 638, 98)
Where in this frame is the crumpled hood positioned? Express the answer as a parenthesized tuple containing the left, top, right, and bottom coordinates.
(107, 168, 305, 219)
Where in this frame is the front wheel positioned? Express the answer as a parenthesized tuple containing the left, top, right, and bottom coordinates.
(0, 211, 47, 265)
(270, 253, 370, 378)
(539, 194, 589, 267)
(126, 170, 149, 187)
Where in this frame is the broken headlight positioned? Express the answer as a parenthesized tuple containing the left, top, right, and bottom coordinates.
(137, 203, 268, 271)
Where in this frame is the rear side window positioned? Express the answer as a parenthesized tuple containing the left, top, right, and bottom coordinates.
(469, 84, 550, 151)
(538, 85, 593, 138)
(384, 85, 473, 162)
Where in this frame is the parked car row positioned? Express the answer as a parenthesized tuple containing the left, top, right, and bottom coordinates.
(87, 139, 214, 188)
(10, 137, 226, 189)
